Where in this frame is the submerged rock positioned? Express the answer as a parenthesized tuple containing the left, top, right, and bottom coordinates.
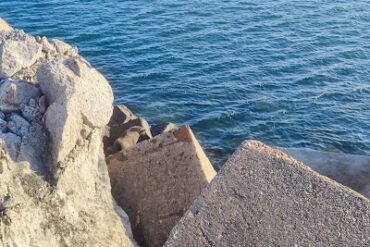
(107, 125, 216, 247)
(165, 141, 370, 246)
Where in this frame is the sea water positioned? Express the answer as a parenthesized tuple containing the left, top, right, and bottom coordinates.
(2, 0, 370, 166)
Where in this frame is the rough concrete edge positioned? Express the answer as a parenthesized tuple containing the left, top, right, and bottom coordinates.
(241, 140, 370, 202)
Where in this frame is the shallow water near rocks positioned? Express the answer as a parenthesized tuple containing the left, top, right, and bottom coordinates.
(2, 0, 370, 167)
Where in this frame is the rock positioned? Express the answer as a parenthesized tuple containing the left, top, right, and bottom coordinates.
(0, 18, 12, 32)
(0, 132, 21, 159)
(107, 125, 216, 247)
(108, 104, 137, 126)
(0, 30, 42, 78)
(165, 140, 370, 247)
(37, 57, 114, 167)
(280, 147, 370, 198)
(7, 113, 30, 136)
(104, 117, 152, 153)
(151, 122, 176, 137)
(114, 126, 141, 150)
(0, 80, 40, 112)
(0, 118, 6, 132)
(0, 22, 135, 246)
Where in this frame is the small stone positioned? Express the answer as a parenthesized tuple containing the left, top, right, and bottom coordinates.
(38, 96, 47, 113)
(7, 113, 30, 136)
(108, 105, 137, 126)
(151, 122, 176, 137)
(0, 118, 7, 132)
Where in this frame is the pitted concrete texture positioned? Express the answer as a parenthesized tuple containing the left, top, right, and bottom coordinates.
(164, 140, 370, 247)
(107, 125, 216, 247)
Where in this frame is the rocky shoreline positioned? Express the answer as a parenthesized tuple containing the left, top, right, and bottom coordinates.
(0, 19, 369, 246)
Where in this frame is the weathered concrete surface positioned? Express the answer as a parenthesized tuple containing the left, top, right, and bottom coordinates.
(165, 140, 370, 247)
(281, 147, 370, 198)
(107, 125, 216, 247)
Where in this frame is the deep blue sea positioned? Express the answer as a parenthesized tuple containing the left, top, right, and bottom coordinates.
(2, 1, 370, 167)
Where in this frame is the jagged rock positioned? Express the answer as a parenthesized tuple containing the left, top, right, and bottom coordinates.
(107, 125, 216, 247)
(0, 132, 21, 159)
(7, 113, 30, 136)
(104, 117, 152, 154)
(108, 104, 137, 126)
(0, 118, 6, 132)
(0, 30, 42, 78)
(114, 126, 141, 150)
(0, 18, 12, 32)
(165, 140, 370, 247)
(37, 57, 114, 167)
(0, 23, 135, 246)
(151, 122, 176, 137)
(0, 80, 40, 112)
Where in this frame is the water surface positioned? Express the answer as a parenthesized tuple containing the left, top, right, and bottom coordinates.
(2, 0, 370, 166)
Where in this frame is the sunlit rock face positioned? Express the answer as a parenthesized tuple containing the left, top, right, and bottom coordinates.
(165, 141, 370, 247)
(0, 18, 135, 247)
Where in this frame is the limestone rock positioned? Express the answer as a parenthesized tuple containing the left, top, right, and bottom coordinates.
(108, 104, 137, 126)
(0, 80, 40, 112)
(0, 18, 12, 32)
(0, 30, 42, 78)
(165, 140, 370, 247)
(0, 23, 135, 247)
(37, 57, 114, 167)
(107, 125, 216, 247)
(151, 122, 176, 137)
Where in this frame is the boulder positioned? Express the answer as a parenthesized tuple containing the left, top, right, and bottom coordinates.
(37, 57, 114, 168)
(0, 18, 12, 32)
(108, 104, 137, 126)
(0, 23, 135, 246)
(107, 125, 216, 247)
(165, 141, 370, 247)
(0, 30, 42, 78)
(151, 122, 176, 137)
(104, 117, 152, 154)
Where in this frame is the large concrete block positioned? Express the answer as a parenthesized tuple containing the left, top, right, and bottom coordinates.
(107, 125, 216, 247)
(165, 140, 370, 247)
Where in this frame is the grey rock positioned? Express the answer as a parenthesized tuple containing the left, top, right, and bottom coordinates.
(151, 122, 176, 137)
(165, 140, 370, 247)
(0, 111, 5, 119)
(0, 118, 7, 132)
(108, 104, 137, 126)
(0, 80, 40, 111)
(104, 117, 152, 154)
(0, 132, 21, 159)
(7, 113, 30, 136)
(0, 30, 42, 78)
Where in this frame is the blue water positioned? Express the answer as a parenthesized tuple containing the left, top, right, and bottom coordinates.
(2, 1, 370, 167)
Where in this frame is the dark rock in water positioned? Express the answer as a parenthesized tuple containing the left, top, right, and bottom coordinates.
(104, 117, 152, 154)
(151, 122, 176, 137)
(108, 104, 136, 126)
(164, 140, 370, 247)
(107, 125, 216, 247)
